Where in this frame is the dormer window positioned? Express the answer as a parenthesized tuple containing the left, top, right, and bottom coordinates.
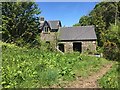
(44, 26, 48, 33)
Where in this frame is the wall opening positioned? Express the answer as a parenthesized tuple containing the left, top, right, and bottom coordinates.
(46, 41, 50, 46)
(46, 41, 50, 44)
(46, 41, 51, 50)
(73, 42, 82, 53)
(58, 44, 64, 52)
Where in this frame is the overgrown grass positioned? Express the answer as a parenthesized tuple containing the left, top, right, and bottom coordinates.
(1, 42, 111, 88)
(98, 62, 119, 88)
(72, 54, 111, 78)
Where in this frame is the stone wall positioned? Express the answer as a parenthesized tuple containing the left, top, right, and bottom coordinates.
(40, 32, 58, 49)
(82, 41, 96, 53)
(40, 32, 96, 53)
(64, 42, 73, 53)
(58, 41, 96, 53)
(40, 32, 57, 41)
(58, 42, 73, 53)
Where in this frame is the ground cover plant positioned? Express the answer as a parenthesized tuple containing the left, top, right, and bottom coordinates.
(98, 62, 119, 88)
(1, 42, 112, 88)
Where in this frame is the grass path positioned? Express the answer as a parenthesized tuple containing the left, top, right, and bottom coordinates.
(50, 62, 114, 88)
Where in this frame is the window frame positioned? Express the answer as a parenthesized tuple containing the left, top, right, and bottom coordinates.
(44, 26, 48, 33)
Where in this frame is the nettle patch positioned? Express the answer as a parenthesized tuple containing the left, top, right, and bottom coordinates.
(2, 42, 110, 88)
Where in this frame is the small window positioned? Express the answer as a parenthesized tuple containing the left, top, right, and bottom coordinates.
(40, 17, 44, 21)
(44, 27, 48, 33)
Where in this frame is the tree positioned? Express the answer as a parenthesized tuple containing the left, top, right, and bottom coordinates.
(73, 2, 120, 47)
(73, 23, 80, 26)
(103, 21, 120, 60)
(2, 2, 40, 46)
(79, 16, 91, 26)
(73, 16, 91, 26)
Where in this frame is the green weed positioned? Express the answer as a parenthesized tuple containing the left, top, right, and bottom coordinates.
(1, 42, 111, 88)
(98, 62, 119, 88)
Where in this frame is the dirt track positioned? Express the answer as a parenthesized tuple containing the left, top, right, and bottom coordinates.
(50, 63, 113, 88)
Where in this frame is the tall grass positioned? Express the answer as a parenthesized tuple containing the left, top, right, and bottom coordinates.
(98, 62, 119, 88)
(1, 42, 111, 88)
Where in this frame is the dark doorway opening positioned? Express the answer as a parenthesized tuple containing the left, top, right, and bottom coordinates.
(46, 41, 50, 49)
(58, 44, 64, 52)
(46, 41, 50, 44)
(46, 41, 50, 46)
(73, 42, 82, 53)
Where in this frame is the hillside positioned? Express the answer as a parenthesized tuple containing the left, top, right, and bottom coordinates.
(1, 42, 116, 88)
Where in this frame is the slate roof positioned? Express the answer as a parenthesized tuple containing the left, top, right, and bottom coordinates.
(58, 26, 97, 41)
(48, 20, 61, 29)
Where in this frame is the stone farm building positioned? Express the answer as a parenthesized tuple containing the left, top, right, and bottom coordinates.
(39, 17, 97, 53)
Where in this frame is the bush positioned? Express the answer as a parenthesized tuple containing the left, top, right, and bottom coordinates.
(103, 41, 119, 61)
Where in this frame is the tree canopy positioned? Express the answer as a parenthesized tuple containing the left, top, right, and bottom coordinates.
(73, 2, 120, 47)
(73, 2, 120, 60)
(2, 2, 41, 46)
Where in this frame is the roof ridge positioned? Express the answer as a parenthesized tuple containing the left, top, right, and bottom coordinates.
(48, 20, 60, 22)
(66, 25, 94, 28)
(60, 25, 94, 29)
